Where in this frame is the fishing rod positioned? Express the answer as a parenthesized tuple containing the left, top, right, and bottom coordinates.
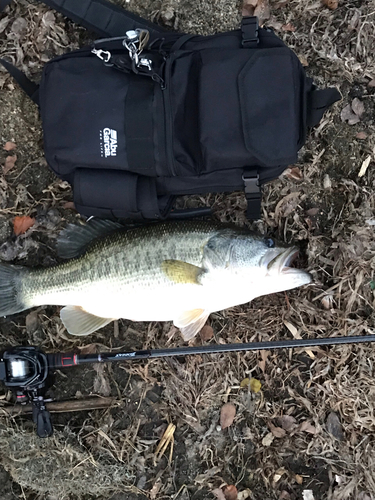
(1, 334, 374, 438)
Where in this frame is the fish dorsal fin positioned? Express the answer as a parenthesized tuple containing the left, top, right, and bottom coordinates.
(174, 309, 210, 341)
(57, 218, 124, 259)
(60, 305, 115, 336)
(161, 260, 204, 284)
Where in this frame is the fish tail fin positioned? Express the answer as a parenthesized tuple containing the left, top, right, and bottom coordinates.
(0, 262, 27, 316)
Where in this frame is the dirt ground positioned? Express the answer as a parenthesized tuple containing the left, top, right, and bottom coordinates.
(0, 0, 374, 499)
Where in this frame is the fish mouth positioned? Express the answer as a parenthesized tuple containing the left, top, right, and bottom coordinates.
(263, 246, 312, 283)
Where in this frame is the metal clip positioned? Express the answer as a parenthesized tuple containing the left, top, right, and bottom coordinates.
(139, 58, 153, 71)
(91, 48, 112, 63)
(123, 29, 151, 70)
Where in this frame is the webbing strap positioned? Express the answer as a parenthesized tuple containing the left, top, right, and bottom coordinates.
(307, 87, 341, 127)
(125, 78, 155, 175)
(0, 58, 39, 104)
(241, 16, 259, 48)
(0, 0, 168, 38)
(242, 169, 261, 220)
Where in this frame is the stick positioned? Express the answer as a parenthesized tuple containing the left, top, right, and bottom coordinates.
(0, 397, 120, 416)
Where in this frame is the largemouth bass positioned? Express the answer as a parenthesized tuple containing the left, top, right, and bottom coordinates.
(0, 220, 312, 340)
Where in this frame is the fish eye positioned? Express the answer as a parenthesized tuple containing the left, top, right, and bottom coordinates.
(264, 238, 275, 248)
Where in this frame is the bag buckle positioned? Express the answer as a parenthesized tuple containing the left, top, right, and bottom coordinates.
(242, 171, 261, 220)
(241, 16, 259, 48)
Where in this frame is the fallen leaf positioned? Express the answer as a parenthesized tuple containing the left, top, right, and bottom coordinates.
(326, 411, 344, 440)
(298, 54, 309, 67)
(323, 174, 332, 190)
(358, 155, 371, 177)
(223, 485, 238, 500)
(269, 422, 286, 438)
(0, 15, 10, 34)
(240, 377, 250, 388)
(3, 141, 16, 151)
(284, 320, 301, 339)
(279, 492, 291, 500)
(321, 293, 334, 310)
(259, 350, 269, 373)
(11, 17, 27, 37)
(220, 403, 236, 429)
(262, 432, 274, 446)
(295, 474, 303, 485)
(200, 324, 214, 341)
(254, 0, 271, 24)
(356, 132, 368, 140)
(63, 201, 76, 210)
(242, 0, 258, 16)
(93, 363, 111, 397)
(303, 490, 315, 500)
(299, 421, 317, 435)
(282, 23, 295, 31)
(213, 489, 227, 500)
(249, 378, 262, 393)
(351, 98, 365, 118)
(282, 166, 304, 181)
(3, 154, 17, 174)
(25, 311, 39, 334)
(13, 215, 35, 236)
(149, 480, 161, 500)
(279, 415, 298, 433)
(322, 0, 338, 9)
(306, 207, 319, 216)
(237, 490, 251, 500)
(368, 79, 375, 88)
(340, 104, 360, 125)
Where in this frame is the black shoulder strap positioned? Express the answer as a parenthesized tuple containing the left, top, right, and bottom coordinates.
(0, 58, 39, 104)
(0, 0, 169, 39)
(307, 86, 341, 127)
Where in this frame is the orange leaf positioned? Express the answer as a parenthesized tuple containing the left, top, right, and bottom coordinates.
(3, 154, 17, 174)
(200, 324, 214, 341)
(13, 216, 35, 236)
(3, 141, 16, 151)
(220, 403, 236, 429)
(322, 0, 338, 9)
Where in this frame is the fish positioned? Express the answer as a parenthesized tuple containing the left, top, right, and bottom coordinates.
(0, 219, 312, 341)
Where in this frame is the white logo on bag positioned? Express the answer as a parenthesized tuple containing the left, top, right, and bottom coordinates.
(100, 128, 118, 157)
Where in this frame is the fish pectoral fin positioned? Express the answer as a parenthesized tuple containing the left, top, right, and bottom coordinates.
(60, 305, 115, 336)
(161, 260, 204, 285)
(174, 309, 210, 341)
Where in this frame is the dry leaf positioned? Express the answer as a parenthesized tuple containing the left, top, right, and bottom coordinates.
(283, 166, 304, 181)
(356, 132, 368, 140)
(299, 421, 317, 435)
(358, 155, 371, 177)
(259, 350, 269, 373)
(306, 207, 319, 216)
(3, 141, 16, 151)
(284, 320, 301, 339)
(200, 324, 214, 341)
(220, 403, 236, 429)
(340, 104, 360, 125)
(298, 54, 309, 67)
(351, 98, 365, 118)
(279, 415, 298, 433)
(93, 364, 111, 397)
(63, 201, 76, 210)
(13, 215, 35, 236)
(326, 412, 344, 440)
(3, 154, 17, 174)
(282, 23, 295, 31)
(213, 489, 227, 500)
(368, 79, 375, 88)
(303, 490, 315, 500)
(322, 0, 338, 9)
(0, 16, 10, 34)
(295, 474, 303, 485)
(321, 293, 334, 310)
(249, 378, 261, 393)
(223, 485, 238, 500)
(254, 0, 271, 24)
(269, 422, 286, 438)
(237, 490, 251, 500)
(25, 311, 39, 334)
(262, 432, 274, 446)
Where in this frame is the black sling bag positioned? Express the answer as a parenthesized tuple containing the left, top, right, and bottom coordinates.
(0, 0, 341, 221)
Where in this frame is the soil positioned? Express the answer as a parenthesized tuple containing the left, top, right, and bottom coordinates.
(0, 1, 375, 500)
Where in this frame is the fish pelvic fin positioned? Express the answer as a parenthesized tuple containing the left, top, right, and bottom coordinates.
(161, 260, 204, 285)
(0, 262, 27, 316)
(60, 305, 116, 336)
(174, 309, 210, 341)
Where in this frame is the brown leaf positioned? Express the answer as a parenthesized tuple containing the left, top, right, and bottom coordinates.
(284, 166, 303, 181)
(259, 350, 269, 373)
(3, 154, 17, 174)
(295, 474, 303, 485)
(3, 141, 16, 151)
(269, 422, 286, 438)
(322, 0, 338, 9)
(220, 403, 236, 429)
(282, 23, 296, 32)
(340, 104, 360, 125)
(13, 215, 35, 236)
(223, 485, 238, 500)
(25, 311, 39, 334)
(356, 131, 368, 140)
(279, 415, 298, 433)
(368, 79, 375, 88)
(326, 411, 344, 440)
(254, 0, 271, 25)
(299, 421, 317, 435)
(351, 98, 365, 117)
(200, 324, 214, 341)
(93, 363, 111, 397)
(242, 0, 258, 17)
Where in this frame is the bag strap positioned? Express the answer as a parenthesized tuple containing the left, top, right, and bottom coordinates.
(307, 85, 342, 127)
(0, 0, 168, 39)
(0, 58, 39, 104)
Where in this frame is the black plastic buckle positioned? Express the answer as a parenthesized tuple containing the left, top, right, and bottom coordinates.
(241, 16, 259, 48)
(242, 172, 261, 220)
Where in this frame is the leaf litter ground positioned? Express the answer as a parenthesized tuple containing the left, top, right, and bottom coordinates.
(0, 1, 374, 499)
